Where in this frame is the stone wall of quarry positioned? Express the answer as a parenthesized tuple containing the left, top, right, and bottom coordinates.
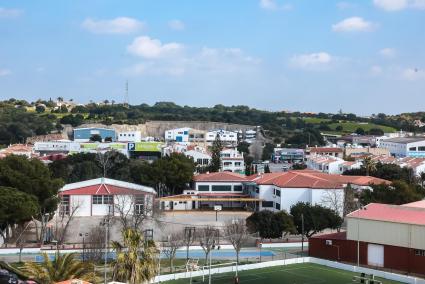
(65, 120, 256, 139)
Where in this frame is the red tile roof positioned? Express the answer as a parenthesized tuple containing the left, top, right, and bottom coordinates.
(194, 172, 248, 182)
(309, 147, 343, 153)
(248, 170, 390, 189)
(347, 203, 425, 226)
(310, 231, 347, 240)
(59, 178, 156, 195)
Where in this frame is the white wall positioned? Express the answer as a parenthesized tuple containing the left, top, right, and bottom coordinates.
(280, 188, 310, 213)
(71, 195, 91, 217)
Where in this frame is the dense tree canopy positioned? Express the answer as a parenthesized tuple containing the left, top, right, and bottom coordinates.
(290, 202, 343, 238)
(0, 155, 63, 215)
(246, 210, 295, 239)
(361, 180, 424, 205)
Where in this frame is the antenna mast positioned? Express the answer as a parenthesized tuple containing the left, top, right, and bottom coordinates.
(124, 80, 129, 107)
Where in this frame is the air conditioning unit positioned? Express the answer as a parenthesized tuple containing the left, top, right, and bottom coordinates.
(326, 240, 333, 246)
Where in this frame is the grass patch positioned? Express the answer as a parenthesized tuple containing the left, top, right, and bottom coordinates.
(164, 263, 403, 284)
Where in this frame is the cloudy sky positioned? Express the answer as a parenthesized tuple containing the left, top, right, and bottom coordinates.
(1, 0, 425, 114)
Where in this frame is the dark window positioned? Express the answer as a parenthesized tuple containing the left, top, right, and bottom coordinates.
(415, 249, 425, 256)
(60, 195, 70, 215)
(103, 195, 113, 204)
(409, 147, 417, 151)
(93, 195, 103, 204)
(262, 201, 274, 208)
(212, 185, 232, 191)
(419, 147, 425, 151)
(203, 159, 210, 165)
(275, 189, 281, 197)
(198, 185, 210, 191)
(196, 158, 202, 164)
(234, 185, 243, 191)
(275, 203, 281, 210)
(255, 187, 259, 194)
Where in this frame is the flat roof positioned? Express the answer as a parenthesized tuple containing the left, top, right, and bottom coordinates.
(382, 137, 425, 144)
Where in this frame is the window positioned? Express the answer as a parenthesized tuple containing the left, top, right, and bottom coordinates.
(419, 147, 425, 151)
(60, 195, 70, 215)
(255, 186, 259, 193)
(135, 195, 145, 215)
(275, 203, 281, 210)
(203, 159, 210, 165)
(196, 159, 202, 164)
(262, 201, 274, 208)
(212, 185, 232, 191)
(415, 249, 425, 256)
(103, 195, 113, 204)
(198, 185, 210, 191)
(275, 189, 281, 197)
(235, 162, 241, 166)
(223, 162, 232, 166)
(234, 185, 243, 191)
(93, 195, 103, 204)
(409, 147, 417, 151)
(93, 195, 113, 204)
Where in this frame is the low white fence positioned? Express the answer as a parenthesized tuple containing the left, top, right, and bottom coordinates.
(260, 242, 308, 248)
(150, 257, 425, 284)
(310, 257, 425, 284)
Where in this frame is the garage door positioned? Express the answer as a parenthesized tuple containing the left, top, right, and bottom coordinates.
(367, 244, 384, 267)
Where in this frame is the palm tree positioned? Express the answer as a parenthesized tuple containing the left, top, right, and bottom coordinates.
(111, 229, 158, 284)
(21, 252, 98, 284)
(362, 156, 376, 176)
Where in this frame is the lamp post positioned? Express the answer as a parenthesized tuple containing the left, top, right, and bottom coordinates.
(355, 201, 367, 267)
(79, 232, 88, 262)
(100, 216, 110, 284)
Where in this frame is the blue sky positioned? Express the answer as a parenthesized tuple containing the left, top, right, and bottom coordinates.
(1, 0, 425, 114)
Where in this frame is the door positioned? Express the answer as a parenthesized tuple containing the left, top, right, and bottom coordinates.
(367, 244, 384, 267)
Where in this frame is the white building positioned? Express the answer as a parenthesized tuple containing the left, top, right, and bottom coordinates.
(206, 130, 238, 144)
(220, 148, 245, 173)
(306, 156, 345, 174)
(184, 150, 212, 167)
(58, 178, 156, 217)
(34, 140, 81, 155)
(161, 170, 389, 213)
(117, 131, 142, 142)
(379, 137, 425, 158)
(165, 127, 192, 142)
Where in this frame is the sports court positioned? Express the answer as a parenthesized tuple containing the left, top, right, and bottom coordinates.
(164, 263, 403, 284)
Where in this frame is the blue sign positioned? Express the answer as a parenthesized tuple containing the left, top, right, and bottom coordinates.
(128, 143, 135, 151)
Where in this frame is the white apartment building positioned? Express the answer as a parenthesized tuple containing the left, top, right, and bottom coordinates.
(206, 130, 238, 144)
(220, 148, 245, 173)
(379, 137, 425, 158)
(117, 131, 142, 142)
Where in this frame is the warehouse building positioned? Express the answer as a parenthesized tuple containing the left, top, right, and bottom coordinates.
(309, 201, 425, 275)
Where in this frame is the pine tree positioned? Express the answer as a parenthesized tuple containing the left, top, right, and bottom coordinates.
(209, 134, 223, 172)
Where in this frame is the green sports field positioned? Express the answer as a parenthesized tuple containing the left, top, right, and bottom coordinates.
(165, 263, 403, 284)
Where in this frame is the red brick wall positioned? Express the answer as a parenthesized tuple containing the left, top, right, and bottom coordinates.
(309, 237, 425, 275)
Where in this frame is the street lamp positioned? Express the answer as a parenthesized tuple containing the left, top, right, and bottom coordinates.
(79, 232, 88, 262)
(355, 201, 367, 267)
(100, 217, 110, 284)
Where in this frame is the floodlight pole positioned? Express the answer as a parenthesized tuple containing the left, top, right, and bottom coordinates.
(301, 213, 304, 253)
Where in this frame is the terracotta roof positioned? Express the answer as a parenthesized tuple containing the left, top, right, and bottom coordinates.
(347, 203, 425, 226)
(194, 172, 248, 182)
(310, 231, 347, 240)
(248, 170, 390, 189)
(309, 147, 343, 153)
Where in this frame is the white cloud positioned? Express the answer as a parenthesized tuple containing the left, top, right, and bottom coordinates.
(127, 36, 183, 59)
(168, 20, 185, 31)
(401, 68, 425, 80)
(379, 48, 396, 58)
(289, 52, 338, 71)
(124, 44, 260, 77)
(82, 17, 144, 34)
(332, 17, 376, 32)
(259, 0, 292, 11)
(0, 7, 22, 18)
(370, 65, 383, 75)
(373, 0, 425, 11)
(0, 69, 11, 76)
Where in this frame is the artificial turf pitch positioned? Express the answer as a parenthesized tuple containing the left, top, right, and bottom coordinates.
(165, 263, 403, 284)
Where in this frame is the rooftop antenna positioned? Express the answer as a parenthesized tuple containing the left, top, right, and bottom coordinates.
(124, 80, 129, 107)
